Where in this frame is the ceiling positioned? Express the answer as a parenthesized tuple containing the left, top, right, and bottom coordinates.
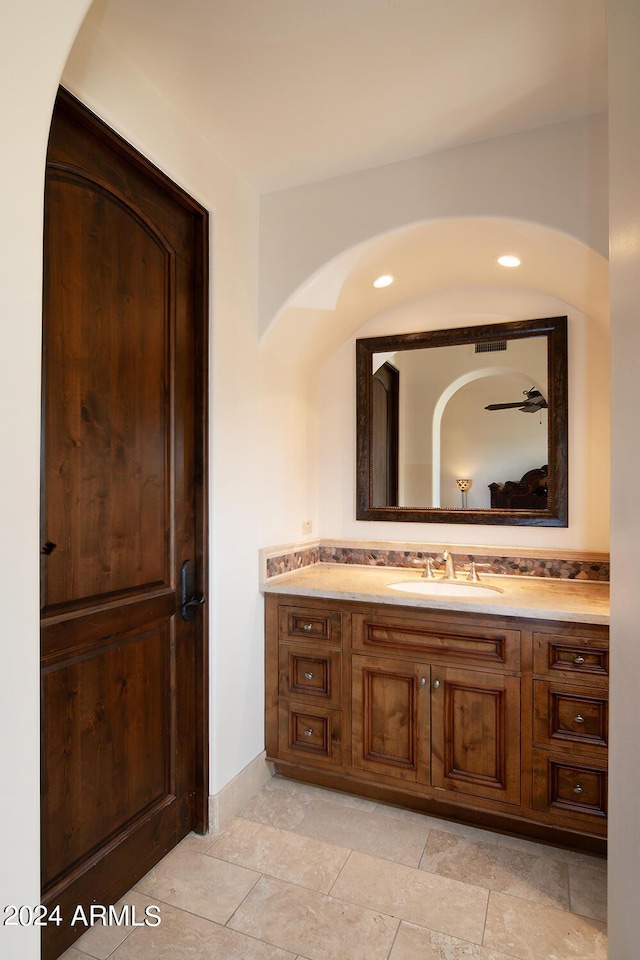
(83, 0, 607, 193)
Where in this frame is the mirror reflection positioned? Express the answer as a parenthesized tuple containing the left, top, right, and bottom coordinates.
(373, 336, 548, 509)
(357, 316, 567, 526)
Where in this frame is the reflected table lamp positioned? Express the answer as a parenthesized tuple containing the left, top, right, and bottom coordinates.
(456, 478, 472, 509)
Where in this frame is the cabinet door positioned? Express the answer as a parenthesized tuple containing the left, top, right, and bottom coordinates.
(352, 655, 430, 784)
(431, 666, 521, 805)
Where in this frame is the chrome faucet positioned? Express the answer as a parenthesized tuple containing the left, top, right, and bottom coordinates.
(442, 549, 456, 580)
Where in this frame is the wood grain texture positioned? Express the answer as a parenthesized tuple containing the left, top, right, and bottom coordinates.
(266, 593, 608, 852)
(41, 88, 208, 960)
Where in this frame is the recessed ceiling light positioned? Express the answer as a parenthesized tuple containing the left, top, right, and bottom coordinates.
(373, 274, 394, 288)
(497, 255, 521, 268)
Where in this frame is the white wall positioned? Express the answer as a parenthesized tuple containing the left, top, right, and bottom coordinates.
(0, 5, 95, 958)
(607, 1, 640, 956)
(319, 286, 610, 551)
(259, 114, 608, 333)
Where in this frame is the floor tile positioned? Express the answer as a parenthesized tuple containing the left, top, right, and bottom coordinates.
(208, 816, 349, 891)
(331, 850, 488, 944)
(66, 891, 158, 959)
(135, 845, 260, 924)
(228, 874, 398, 960)
(425, 817, 503, 845)
(107, 902, 297, 959)
(389, 920, 517, 960)
(58, 949, 92, 960)
(177, 831, 219, 855)
(240, 776, 375, 830)
(420, 829, 570, 909)
(569, 860, 608, 921)
(295, 798, 431, 866)
(494, 833, 606, 866)
(484, 890, 607, 959)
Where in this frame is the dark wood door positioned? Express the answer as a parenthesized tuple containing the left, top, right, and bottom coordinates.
(371, 362, 399, 506)
(351, 655, 430, 783)
(40, 90, 208, 960)
(431, 666, 520, 805)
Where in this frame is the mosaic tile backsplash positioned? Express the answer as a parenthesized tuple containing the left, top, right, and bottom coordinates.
(265, 543, 609, 582)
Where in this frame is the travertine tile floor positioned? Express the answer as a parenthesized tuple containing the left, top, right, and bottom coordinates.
(60, 777, 607, 960)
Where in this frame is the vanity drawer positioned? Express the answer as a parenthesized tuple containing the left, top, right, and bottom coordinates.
(277, 701, 343, 766)
(278, 645, 342, 705)
(278, 605, 342, 647)
(532, 632, 609, 685)
(353, 612, 520, 671)
(533, 681, 608, 755)
(532, 750, 607, 831)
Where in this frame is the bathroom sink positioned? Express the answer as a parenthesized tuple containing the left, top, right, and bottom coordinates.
(387, 579, 503, 599)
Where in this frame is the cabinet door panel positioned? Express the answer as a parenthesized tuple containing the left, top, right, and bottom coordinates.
(533, 680, 608, 755)
(431, 667, 520, 805)
(278, 645, 342, 706)
(277, 701, 343, 767)
(532, 750, 607, 833)
(352, 655, 429, 783)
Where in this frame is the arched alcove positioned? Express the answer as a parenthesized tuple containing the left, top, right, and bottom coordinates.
(431, 366, 545, 507)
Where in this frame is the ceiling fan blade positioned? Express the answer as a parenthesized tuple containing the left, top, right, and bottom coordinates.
(485, 401, 528, 410)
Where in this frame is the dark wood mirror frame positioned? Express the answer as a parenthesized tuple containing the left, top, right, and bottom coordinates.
(356, 315, 568, 526)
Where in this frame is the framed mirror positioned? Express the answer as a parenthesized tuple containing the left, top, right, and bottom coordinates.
(356, 316, 567, 525)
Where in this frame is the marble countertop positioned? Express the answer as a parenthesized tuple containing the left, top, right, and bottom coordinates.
(262, 563, 610, 624)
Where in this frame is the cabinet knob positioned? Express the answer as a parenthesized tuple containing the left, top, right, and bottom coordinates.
(304, 728, 313, 737)
(303, 623, 313, 632)
(574, 714, 585, 724)
(573, 783, 584, 794)
(573, 655, 586, 665)
(419, 677, 426, 687)
(304, 672, 314, 680)
(432, 680, 441, 689)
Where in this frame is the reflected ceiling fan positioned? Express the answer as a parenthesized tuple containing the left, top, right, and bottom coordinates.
(485, 387, 548, 413)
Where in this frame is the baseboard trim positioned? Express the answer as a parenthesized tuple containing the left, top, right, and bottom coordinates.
(208, 751, 274, 834)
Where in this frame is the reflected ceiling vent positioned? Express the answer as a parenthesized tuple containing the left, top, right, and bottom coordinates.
(475, 340, 507, 354)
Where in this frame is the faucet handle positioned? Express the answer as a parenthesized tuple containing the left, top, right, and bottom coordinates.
(467, 560, 481, 582)
(422, 557, 436, 579)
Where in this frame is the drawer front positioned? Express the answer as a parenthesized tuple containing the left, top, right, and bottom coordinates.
(278, 645, 342, 705)
(278, 605, 342, 647)
(277, 702, 342, 766)
(532, 750, 607, 830)
(533, 681, 608, 755)
(533, 633, 609, 684)
(353, 613, 520, 671)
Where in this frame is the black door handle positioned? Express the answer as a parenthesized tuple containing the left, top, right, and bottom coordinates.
(180, 559, 206, 621)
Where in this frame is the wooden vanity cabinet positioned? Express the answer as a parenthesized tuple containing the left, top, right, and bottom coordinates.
(351, 608, 522, 807)
(530, 623, 609, 836)
(265, 594, 608, 851)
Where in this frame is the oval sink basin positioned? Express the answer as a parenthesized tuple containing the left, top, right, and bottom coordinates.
(387, 580, 502, 599)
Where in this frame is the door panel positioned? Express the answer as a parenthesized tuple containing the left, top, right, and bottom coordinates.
(43, 174, 172, 607)
(41, 624, 171, 887)
(431, 666, 520, 805)
(41, 90, 208, 960)
(352, 654, 429, 783)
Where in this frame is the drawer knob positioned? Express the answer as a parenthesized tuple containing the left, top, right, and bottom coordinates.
(433, 679, 441, 689)
(573, 783, 584, 794)
(303, 623, 313, 632)
(304, 671, 314, 680)
(573, 655, 586, 665)
(419, 678, 427, 687)
(304, 728, 313, 737)
(574, 714, 585, 724)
